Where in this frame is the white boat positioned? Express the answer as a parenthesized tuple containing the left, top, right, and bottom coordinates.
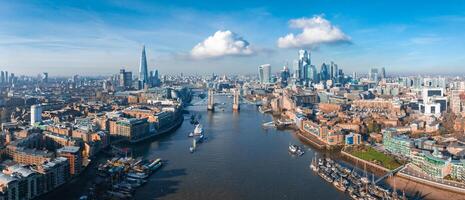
(188, 132, 194, 137)
(126, 172, 148, 179)
(190, 138, 196, 153)
(193, 124, 203, 135)
(289, 144, 304, 156)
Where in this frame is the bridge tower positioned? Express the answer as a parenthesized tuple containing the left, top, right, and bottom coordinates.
(207, 89, 214, 111)
(232, 88, 240, 111)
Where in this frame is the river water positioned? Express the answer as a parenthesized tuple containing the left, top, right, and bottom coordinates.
(42, 95, 350, 200)
(130, 96, 349, 200)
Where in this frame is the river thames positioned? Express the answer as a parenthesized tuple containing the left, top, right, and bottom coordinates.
(131, 96, 348, 200)
(41, 95, 350, 200)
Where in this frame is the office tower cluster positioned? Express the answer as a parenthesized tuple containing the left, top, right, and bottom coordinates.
(138, 45, 160, 89)
(112, 45, 161, 91)
(368, 67, 386, 82)
(260, 49, 347, 87)
(0, 71, 16, 85)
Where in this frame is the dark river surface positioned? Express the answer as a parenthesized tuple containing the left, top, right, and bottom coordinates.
(43, 95, 350, 200)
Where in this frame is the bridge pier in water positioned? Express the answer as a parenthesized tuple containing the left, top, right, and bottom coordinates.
(207, 89, 214, 111)
(232, 88, 240, 111)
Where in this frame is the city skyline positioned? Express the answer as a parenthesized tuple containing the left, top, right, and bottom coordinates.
(2, 1, 465, 76)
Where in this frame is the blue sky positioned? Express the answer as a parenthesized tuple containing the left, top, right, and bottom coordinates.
(1, 0, 465, 76)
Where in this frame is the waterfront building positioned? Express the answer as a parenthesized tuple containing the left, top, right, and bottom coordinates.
(109, 118, 149, 141)
(2, 165, 40, 200)
(57, 146, 82, 176)
(0, 173, 19, 200)
(383, 128, 414, 157)
(451, 160, 465, 182)
(34, 157, 70, 193)
(30, 104, 42, 125)
(410, 149, 452, 179)
(302, 120, 321, 138)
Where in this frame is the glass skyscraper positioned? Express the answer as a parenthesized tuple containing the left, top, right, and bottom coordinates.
(139, 45, 149, 87)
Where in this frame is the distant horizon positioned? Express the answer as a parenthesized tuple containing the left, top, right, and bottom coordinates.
(2, 1, 465, 75)
(2, 68, 465, 79)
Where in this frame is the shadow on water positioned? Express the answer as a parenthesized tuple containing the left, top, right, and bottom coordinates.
(136, 168, 187, 199)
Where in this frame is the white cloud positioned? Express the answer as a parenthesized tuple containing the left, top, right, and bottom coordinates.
(190, 30, 254, 59)
(277, 15, 351, 49)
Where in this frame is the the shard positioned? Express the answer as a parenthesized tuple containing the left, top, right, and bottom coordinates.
(139, 45, 149, 85)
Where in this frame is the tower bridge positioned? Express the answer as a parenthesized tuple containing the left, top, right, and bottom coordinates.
(191, 88, 251, 110)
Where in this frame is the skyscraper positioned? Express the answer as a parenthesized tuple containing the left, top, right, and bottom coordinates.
(308, 65, 318, 83)
(320, 63, 329, 81)
(139, 45, 149, 86)
(292, 60, 300, 80)
(119, 69, 133, 89)
(330, 62, 338, 79)
(280, 66, 290, 86)
(31, 104, 42, 125)
(259, 64, 271, 84)
(369, 68, 379, 82)
(42, 72, 48, 83)
(298, 49, 311, 82)
(0, 71, 4, 83)
(380, 67, 386, 79)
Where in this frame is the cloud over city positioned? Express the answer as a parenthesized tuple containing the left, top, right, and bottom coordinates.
(190, 30, 254, 59)
(277, 15, 351, 49)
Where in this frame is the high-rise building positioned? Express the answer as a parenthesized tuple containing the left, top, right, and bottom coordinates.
(320, 63, 329, 81)
(259, 64, 271, 84)
(0, 71, 4, 83)
(31, 104, 42, 125)
(298, 49, 311, 82)
(369, 68, 379, 82)
(9, 73, 14, 84)
(381, 67, 386, 79)
(292, 60, 300, 80)
(139, 45, 149, 87)
(42, 72, 48, 83)
(330, 62, 338, 79)
(149, 69, 160, 86)
(57, 146, 82, 176)
(119, 69, 133, 89)
(280, 66, 290, 86)
(4, 71, 8, 84)
(308, 65, 318, 83)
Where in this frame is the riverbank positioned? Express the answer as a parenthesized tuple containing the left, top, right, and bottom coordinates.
(340, 150, 390, 173)
(387, 175, 465, 200)
(296, 130, 326, 149)
(130, 114, 184, 143)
